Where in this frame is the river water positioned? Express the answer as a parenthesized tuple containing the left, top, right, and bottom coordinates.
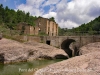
(0, 59, 63, 75)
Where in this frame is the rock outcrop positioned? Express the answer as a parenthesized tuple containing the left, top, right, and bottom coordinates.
(0, 38, 68, 64)
(80, 42, 100, 55)
(35, 51, 100, 75)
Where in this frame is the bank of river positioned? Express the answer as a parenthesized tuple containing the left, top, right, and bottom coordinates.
(0, 59, 63, 75)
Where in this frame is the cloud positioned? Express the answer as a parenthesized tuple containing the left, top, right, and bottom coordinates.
(4, 0, 6, 2)
(58, 19, 79, 29)
(43, 12, 57, 18)
(55, 0, 100, 28)
(16, 0, 100, 29)
(88, 5, 100, 17)
(42, 0, 60, 6)
(16, 0, 46, 16)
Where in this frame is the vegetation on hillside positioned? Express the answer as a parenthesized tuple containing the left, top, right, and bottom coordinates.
(72, 16, 100, 33)
(0, 4, 57, 37)
(0, 4, 37, 30)
(58, 16, 100, 36)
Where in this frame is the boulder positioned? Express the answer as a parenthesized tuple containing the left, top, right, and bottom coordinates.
(0, 38, 68, 64)
(80, 42, 100, 55)
(35, 51, 100, 75)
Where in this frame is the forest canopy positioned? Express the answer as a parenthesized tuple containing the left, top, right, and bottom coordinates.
(0, 4, 37, 30)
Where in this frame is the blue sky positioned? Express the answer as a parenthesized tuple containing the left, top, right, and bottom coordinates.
(0, 0, 26, 9)
(0, 0, 100, 29)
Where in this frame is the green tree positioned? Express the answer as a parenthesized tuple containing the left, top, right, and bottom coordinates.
(58, 27, 67, 36)
(49, 17, 55, 22)
(25, 12, 30, 23)
(16, 10, 25, 23)
(0, 4, 4, 23)
(88, 27, 93, 35)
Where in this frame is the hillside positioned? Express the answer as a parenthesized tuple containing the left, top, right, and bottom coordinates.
(72, 16, 100, 34)
(0, 4, 37, 30)
(58, 16, 100, 36)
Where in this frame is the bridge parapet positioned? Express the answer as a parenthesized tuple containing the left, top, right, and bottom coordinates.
(42, 35, 100, 48)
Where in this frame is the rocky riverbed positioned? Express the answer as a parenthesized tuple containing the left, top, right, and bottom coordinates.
(0, 38, 100, 75)
(80, 42, 100, 54)
(35, 42, 100, 75)
(0, 38, 68, 64)
(35, 51, 100, 75)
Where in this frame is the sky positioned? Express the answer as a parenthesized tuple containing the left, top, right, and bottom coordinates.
(0, 0, 100, 29)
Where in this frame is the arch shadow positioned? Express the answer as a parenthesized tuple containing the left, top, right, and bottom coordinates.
(54, 54, 68, 59)
(0, 53, 5, 64)
(61, 39, 75, 57)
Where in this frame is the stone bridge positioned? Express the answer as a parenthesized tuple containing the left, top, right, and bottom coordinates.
(41, 36, 100, 57)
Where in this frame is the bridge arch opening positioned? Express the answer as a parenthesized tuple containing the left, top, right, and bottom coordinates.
(61, 39, 75, 57)
(46, 40, 51, 45)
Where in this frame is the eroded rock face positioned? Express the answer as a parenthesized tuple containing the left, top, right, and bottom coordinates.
(80, 42, 100, 55)
(0, 33, 2, 40)
(0, 38, 68, 64)
(0, 53, 4, 63)
(35, 51, 100, 75)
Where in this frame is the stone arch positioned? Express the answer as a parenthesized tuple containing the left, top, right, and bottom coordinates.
(61, 39, 75, 57)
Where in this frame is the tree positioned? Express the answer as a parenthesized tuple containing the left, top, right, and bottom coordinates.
(49, 17, 55, 22)
(58, 27, 66, 36)
(0, 4, 3, 23)
(16, 10, 25, 23)
(88, 27, 93, 35)
(25, 12, 30, 23)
